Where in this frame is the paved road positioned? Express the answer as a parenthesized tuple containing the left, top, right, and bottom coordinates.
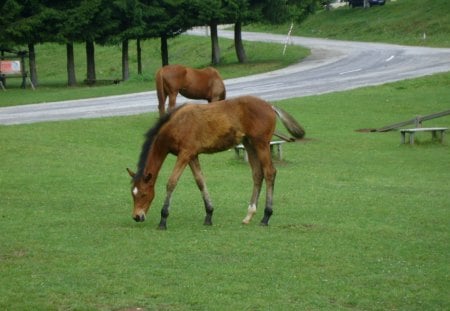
(1, 30, 450, 125)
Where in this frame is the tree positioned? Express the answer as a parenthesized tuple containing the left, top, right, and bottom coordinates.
(154, 0, 199, 66)
(0, 0, 23, 53)
(52, 0, 86, 86)
(230, 0, 254, 63)
(194, 0, 227, 65)
(224, 0, 262, 64)
(110, 0, 146, 81)
(0, 0, 62, 87)
(62, 0, 117, 84)
(284, 0, 321, 23)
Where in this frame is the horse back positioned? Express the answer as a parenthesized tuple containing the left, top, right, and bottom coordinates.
(157, 96, 275, 155)
(180, 67, 225, 101)
(158, 65, 188, 89)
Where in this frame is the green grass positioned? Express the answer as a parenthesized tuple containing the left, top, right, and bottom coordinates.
(0, 35, 309, 107)
(1, 72, 449, 310)
(247, 0, 450, 47)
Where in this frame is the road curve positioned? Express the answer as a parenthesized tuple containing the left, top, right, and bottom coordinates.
(1, 30, 449, 125)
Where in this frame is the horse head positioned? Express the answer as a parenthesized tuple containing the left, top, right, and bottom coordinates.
(127, 168, 155, 222)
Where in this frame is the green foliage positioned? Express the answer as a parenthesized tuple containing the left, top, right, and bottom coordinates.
(249, 0, 450, 47)
(1, 0, 320, 47)
(1, 72, 449, 310)
(0, 35, 309, 106)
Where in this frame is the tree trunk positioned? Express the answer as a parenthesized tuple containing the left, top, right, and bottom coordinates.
(86, 40, 96, 83)
(160, 34, 169, 66)
(28, 43, 38, 87)
(137, 38, 142, 75)
(234, 20, 247, 63)
(210, 21, 220, 65)
(66, 43, 77, 86)
(122, 39, 129, 81)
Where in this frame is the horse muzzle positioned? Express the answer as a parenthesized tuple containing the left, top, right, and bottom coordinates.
(133, 213, 146, 222)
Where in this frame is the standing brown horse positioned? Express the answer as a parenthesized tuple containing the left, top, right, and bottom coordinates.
(127, 95, 305, 229)
(155, 64, 226, 116)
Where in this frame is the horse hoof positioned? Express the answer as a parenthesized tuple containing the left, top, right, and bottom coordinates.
(157, 225, 167, 230)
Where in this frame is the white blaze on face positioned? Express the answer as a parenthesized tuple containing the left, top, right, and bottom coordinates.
(132, 187, 139, 196)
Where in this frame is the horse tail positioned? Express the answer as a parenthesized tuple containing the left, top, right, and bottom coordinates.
(218, 83, 226, 101)
(155, 68, 166, 114)
(212, 68, 226, 101)
(272, 106, 305, 140)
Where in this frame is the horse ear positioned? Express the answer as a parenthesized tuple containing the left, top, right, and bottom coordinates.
(126, 168, 136, 177)
(144, 173, 152, 183)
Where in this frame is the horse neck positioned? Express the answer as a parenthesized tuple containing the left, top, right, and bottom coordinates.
(143, 142, 168, 185)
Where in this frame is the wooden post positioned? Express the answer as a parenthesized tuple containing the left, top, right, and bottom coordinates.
(415, 116, 422, 128)
(19, 53, 26, 89)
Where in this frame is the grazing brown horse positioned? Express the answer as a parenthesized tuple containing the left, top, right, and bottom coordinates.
(155, 64, 226, 116)
(127, 95, 305, 229)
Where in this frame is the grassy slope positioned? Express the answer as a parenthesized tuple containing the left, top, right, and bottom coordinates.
(248, 0, 450, 47)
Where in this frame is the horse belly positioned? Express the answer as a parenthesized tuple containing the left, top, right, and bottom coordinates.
(179, 87, 207, 100)
(203, 125, 244, 153)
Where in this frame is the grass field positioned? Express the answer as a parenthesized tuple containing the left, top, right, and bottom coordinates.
(1, 72, 449, 310)
(1, 0, 449, 308)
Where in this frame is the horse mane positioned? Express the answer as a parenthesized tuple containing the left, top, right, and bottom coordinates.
(134, 106, 184, 181)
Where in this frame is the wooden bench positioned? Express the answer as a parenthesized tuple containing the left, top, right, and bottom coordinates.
(235, 141, 286, 161)
(400, 127, 448, 144)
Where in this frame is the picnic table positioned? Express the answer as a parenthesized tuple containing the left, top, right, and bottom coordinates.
(235, 141, 286, 161)
(400, 127, 448, 144)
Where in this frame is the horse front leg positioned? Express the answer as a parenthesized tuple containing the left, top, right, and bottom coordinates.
(159, 156, 189, 230)
(189, 156, 214, 226)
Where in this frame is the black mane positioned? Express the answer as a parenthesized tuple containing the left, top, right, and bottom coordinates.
(134, 105, 185, 181)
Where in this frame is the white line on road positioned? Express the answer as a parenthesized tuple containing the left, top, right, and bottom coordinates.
(339, 68, 362, 75)
(386, 55, 395, 62)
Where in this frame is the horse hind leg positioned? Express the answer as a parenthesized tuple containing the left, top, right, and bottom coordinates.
(260, 155, 277, 226)
(157, 86, 168, 116)
(168, 93, 178, 112)
(249, 141, 277, 226)
(189, 157, 214, 225)
(242, 143, 264, 225)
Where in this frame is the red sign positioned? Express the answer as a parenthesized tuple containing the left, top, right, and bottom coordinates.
(0, 61, 21, 74)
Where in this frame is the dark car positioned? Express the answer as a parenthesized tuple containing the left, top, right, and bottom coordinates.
(349, 0, 385, 7)
(369, 0, 386, 5)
